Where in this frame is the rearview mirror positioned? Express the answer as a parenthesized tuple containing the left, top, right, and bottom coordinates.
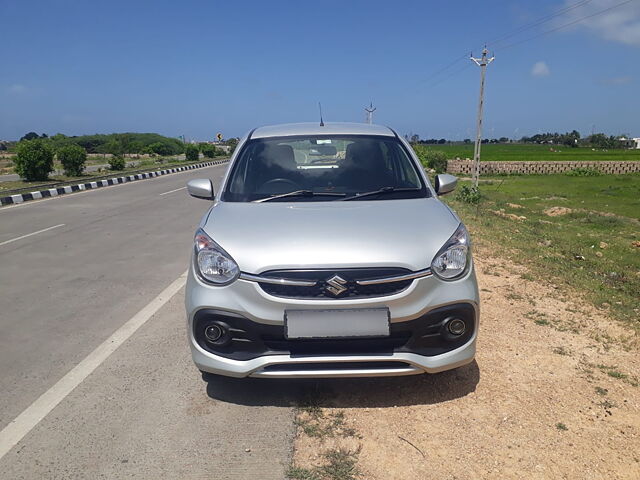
(187, 179, 215, 200)
(434, 174, 457, 196)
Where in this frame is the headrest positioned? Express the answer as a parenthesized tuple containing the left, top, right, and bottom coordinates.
(345, 141, 384, 169)
(264, 144, 296, 170)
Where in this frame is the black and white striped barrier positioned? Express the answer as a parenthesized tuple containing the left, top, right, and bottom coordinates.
(0, 159, 229, 207)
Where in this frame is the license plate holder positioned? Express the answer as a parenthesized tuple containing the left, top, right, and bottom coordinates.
(284, 308, 390, 339)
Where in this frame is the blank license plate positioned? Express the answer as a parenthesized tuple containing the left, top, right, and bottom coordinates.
(284, 308, 390, 339)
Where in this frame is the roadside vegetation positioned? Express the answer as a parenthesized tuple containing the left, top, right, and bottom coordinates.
(444, 173, 640, 330)
(14, 131, 186, 156)
(13, 139, 55, 181)
(413, 143, 640, 162)
(0, 155, 225, 195)
(0, 130, 237, 196)
(57, 144, 87, 176)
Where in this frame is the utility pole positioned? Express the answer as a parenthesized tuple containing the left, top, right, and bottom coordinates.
(470, 47, 494, 188)
(364, 102, 376, 124)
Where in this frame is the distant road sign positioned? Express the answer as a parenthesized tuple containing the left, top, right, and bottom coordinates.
(216, 133, 223, 141)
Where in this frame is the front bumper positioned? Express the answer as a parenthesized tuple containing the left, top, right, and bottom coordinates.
(185, 263, 479, 378)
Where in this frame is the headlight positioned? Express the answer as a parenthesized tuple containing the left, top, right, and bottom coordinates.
(431, 224, 471, 280)
(193, 228, 239, 285)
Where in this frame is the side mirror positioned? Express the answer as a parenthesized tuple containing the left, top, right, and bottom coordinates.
(187, 179, 215, 200)
(434, 174, 457, 196)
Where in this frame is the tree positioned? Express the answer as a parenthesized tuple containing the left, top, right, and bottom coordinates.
(14, 139, 55, 181)
(148, 142, 173, 156)
(57, 144, 87, 176)
(200, 143, 216, 158)
(109, 156, 126, 170)
(185, 144, 199, 162)
(100, 139, 123, 156)
(20, 132, 40, 142)
(225, 137, 239, 153)
(127, 141, 144, 155)
(423, 150, 448, 173)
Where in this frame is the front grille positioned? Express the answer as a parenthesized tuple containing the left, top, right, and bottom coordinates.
(258, 268, 413, 299)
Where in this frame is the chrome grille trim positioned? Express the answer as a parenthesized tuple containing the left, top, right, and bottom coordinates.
(239, 273, 317, 287)
(355, 268, 432, 285)
(240, 269, 431, 288)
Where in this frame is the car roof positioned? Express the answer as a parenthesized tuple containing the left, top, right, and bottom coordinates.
(250, 122, 396, 139)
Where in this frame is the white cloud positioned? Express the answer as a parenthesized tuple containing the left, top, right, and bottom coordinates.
(560, 0, 640, 47)
(7, 84, 27, 94)
(531, 61, 550, 77)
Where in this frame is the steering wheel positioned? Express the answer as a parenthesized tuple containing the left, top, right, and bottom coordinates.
(259, 178, 300, 193)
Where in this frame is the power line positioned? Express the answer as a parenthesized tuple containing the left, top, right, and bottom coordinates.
(418, 0, 593, 89)
(424, 62, 473, 90)
(496, 0, 636, 51)
(419, 53, 469, 86)
(487, 0, 594, 48)
(418, 0, 634, 90)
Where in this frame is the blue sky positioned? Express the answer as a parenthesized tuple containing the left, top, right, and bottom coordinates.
(1, 0, 638, 141)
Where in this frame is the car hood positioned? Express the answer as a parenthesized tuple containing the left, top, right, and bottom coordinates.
(202, 198, 460, 273)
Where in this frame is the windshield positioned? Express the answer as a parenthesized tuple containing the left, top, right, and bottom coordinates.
(223, 135, 428, 202)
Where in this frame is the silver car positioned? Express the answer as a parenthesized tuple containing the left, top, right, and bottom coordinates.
(185, 122, 479, 378)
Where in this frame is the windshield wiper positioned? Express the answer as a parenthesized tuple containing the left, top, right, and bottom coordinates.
(254, 190, 346, 203)
(341, 186, 421, 201)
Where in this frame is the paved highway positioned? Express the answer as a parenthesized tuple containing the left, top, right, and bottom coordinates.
(0, 164, 294, 478)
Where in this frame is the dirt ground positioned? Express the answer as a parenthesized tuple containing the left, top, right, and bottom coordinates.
(291, 247, 640, 479)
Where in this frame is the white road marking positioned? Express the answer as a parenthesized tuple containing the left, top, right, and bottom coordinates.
(159, 186, 186, 196)
(0, 224, 65, 247)
(0, 271, 188, 461)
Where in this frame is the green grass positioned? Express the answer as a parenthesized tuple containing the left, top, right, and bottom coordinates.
(414, 143, 640, 162)
(443, 173, 640, 331)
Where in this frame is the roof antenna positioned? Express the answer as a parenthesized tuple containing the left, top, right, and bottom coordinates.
(318, 102, 324, 127)
(364, 101, 376, 124)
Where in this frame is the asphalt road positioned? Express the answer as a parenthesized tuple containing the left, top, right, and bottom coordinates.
(0, 164, 294, 478)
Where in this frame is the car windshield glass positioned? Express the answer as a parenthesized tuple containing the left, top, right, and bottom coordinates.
(223, 135, 429, 202)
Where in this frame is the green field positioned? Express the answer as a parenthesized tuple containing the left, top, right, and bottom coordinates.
(414, 143, 640, 162)
(443, 173, 640, 330)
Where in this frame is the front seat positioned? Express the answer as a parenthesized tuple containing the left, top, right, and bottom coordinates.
(255, 144, 303, 192)
(341, 141, 391, 190)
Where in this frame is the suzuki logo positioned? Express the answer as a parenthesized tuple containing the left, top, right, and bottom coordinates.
(325, 275, 348, 296)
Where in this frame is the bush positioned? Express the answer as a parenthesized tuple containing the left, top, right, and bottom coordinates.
(185, 144, 200, 162)
(455, 184, 481, 205)
(566, 167, 601, 177)
(200, 144, 216, 158)
(423, 150, 448, 173)
(109, 155, 126, 171)
(57, 144, 87, 176)
(148, 142, 174, 156)
(14, 139, 55, 181)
